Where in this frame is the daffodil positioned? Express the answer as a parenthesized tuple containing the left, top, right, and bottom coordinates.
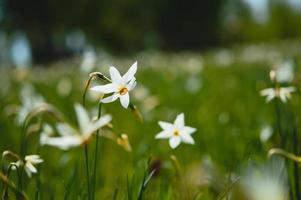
(90, 62, 137, 108)
(40, 103, 111, 150)
(260, 87, 295, 103)
(155, 113, 196, 149)
(15, 155, 43, 178)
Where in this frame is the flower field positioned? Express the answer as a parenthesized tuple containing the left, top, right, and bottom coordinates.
(1, 41, 301, 199)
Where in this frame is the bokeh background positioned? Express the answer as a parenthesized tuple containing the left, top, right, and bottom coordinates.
(1, 0, 301, 65)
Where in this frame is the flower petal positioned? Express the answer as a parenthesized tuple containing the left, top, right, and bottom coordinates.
(180, 133, 195, 144)
(25, 162, 37, 174)
(25, 155, 43, 164)
(85, 114, 112, 136)
(120, 92, 130, 108)
(155, 130, 172, 139)
(122, 61, 137, 83)
(169, 136, 181, 149)
(181, 126, 197, 135)
(174, 113, 185, 128)
(158, 121, 174, 131)
(25, 166, 32, 177)
(90, 83, 118, 94)
(56, 123, 78, 136)
(101, 93, 119, 103)
(41, 136, 82, 150)
(74, 103, 91, 133)
(109, 67, 122, 83)
(126, 78, 137, 91)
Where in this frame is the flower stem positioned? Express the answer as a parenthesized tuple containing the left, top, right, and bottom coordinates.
(274, 99, 285, 148)
(292, 126, 301, 200)
(84, 145, 91, 200)
(82, 72, 110, 200)
(91, 103, 102, 200)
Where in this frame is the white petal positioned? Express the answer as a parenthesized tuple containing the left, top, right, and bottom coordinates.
(266, 94, 276, 102)
(155, 130, 172, 139)
(101, 93, 119, 103)
(122, 61, 137, 83)
(260, 88, 274, 96)
(90, 83, 118, 94)
(181, 126, 197, 135)
(56, 123, 78, 136)
(26, 155, 43, 164)
(25, 162, 37, 174)
(25, 166, 32, 177)
(109, 67, 122, 83)
(180, 133, 195, 144)
(174, 113, 185, 128)
(25, 155, 39, 161)
(169, 136, 181, 149)
(84, 114, 112, 136)
(126, 78, 137, 91)
(279, 92, 287, 103)
(285, 86, 295, 92)
(41, 136, 82, 150)
(158, 121, 174, 131)
(74, 103, 91, 133)
(120, 92, 130, 108)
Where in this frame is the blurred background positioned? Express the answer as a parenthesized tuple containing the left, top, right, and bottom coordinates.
(1, 0, 301, 66)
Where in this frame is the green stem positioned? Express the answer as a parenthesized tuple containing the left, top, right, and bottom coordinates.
(3, 163, 21, 199)
(82, 72, 111, 200)
(91, 103, 102, 200)
(274, 99, 285, 148)
(84, 145, 91, 200)
(292, 126, 300, 200)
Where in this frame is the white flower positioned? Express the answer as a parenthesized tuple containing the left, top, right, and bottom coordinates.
(274, 60, 294, 83)
(260, 87, 295, 103)
(241, 159, 288, 200)
(17, 84, 45, 125)
(15, 155, 43, 178)
(155, 113, 196, 149)
(80, 48, 97, 73)
(260, 125, 273, 143)
(90, 62, 137, 108)
(40, 103, 111, 150)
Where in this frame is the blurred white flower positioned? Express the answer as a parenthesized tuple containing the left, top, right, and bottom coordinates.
(90, 62, 137, 108)
(260, 87, 295, 103)
(274, 60, 294, 83)
(155, 113, 196, 149)
(17, 84, 45, 125)
(241, 159, 288, 200)
(80, 48, 97, 73)
(260, 125, 273, 143)
(15, 155, 43, 178)
(56, 77, 72, 97)
(40, 103, 111, 150)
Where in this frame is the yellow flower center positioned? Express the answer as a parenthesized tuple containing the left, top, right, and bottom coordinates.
(173, 129, 180, 136)
(119, 87, 128, 95)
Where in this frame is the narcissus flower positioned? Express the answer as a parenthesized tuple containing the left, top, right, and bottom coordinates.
(40, 103, 111, 150)
(15, 155, 43, 178)
(155, 113, 196, 149)
(90, 62, 137, 108)
(260, 87, 295, 103)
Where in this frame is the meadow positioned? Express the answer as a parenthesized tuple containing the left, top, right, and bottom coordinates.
(1, 40, 301, 199)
